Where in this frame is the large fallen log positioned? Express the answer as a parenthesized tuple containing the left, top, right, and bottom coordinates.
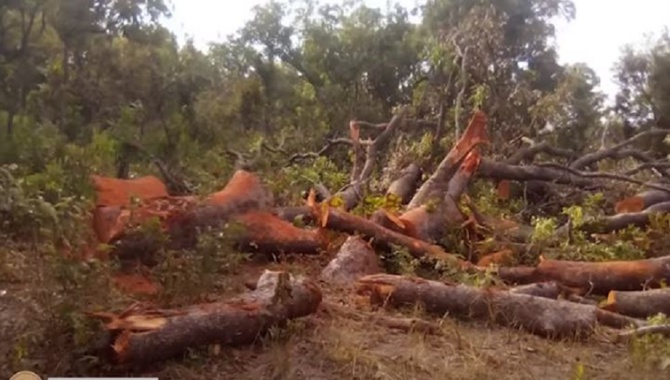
(102, 171, 327, 264)
(87, 270, 322, 365)
(497, 255, 670, 294)
(321, 236, 382, 287)
(356, 274, 640, 339)
(601, 288, 670, 319)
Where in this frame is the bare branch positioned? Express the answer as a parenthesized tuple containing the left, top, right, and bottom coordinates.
(570, 128, 670, 170)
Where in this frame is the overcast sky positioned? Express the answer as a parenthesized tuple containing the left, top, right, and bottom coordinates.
(163, 0, 670, 101)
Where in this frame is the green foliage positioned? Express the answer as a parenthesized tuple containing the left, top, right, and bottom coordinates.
(629, 314, 670, 371)
(154, 222, 250, 306)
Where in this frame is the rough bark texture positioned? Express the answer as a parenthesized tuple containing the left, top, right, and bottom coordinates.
(321, 236, 382, 287)
(356, 274, 604, 339)
(497, 255, 670, 294)
(602, 288, 670, 319)
(88, 270, 322, 365)
(386, 163, 423, 204)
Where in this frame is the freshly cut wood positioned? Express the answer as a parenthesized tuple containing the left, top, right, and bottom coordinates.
(321, 236, 382, 287)
(476, 249, 516, 267)
(233, 212, 328, 255)
(356, 274, 613, 339)
(497, 255, 670, 294)
(106, 170, 322, 262)
(408, 110, 489, 209)
(372, 150, 480, 243)
(91, 175, 169, 207)
(88, 270, 322, 365)
(311, 204, 471, 269)
(614, 189, 670, 214)
(601, 288, 670, 319)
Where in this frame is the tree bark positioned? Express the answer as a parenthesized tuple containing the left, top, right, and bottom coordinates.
(321, 236, 382, 287)
(356, 274, 637, 339)
(311, 206, 472, 269)
(601, 288, 670, 319)
(497, 255, 670, 294)
(88, 270, 322, 365)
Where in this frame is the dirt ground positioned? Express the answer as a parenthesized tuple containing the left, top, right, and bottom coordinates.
(1, 249, 667, 380)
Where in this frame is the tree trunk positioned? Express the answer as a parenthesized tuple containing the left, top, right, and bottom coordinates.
(87, 270, 322, 365)
(356, 274, 638, 339)
(601, 288, 670, 319)
(497, 255, 670, 294)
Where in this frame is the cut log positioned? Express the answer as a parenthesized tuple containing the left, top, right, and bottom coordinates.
(614, 189, 670, 214)
(88, 270, 322, 365)
(91, 175, 169, 207)
(408, 110, 489, 209)
(311, 205, 471, 269)
(356, 274, 620, 339)
(321, 236, 382, 287)
(497, 255, 670, 294)
(601, 288, 670, 319)
(102, 172, 326, 264)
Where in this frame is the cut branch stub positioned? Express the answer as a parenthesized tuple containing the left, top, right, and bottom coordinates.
(408, 110, 489, 209)
(88, 270, 322, 365)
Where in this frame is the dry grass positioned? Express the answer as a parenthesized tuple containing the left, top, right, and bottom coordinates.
(1, 247, 669, 380)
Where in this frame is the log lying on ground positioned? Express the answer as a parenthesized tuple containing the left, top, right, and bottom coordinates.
(88, 270, 322, 365)
(614, 189, 670, 214)
(601, 288, 670, 319)
(408, 110, 489, 209)
(91, 175, 170, 207)
(105, 171, 327, 264)
(497, 255, 670, 294)
(311, 203, 472, 269)
(356, 274, 640, 339)
(321, 236, 382, 287)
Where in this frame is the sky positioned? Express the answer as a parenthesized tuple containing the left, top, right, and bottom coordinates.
(163, 0, 670, 102)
